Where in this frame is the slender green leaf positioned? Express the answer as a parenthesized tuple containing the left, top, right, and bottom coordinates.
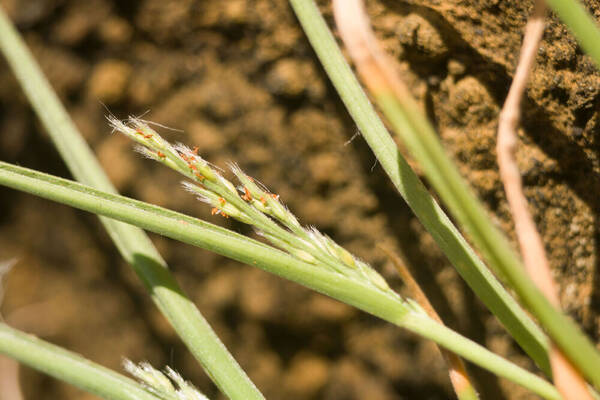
(378, 44, 600, 391)
(0, 162, 561, 400)
(0, 323, 160, 400)
(330, 0, 600, 386)
(0, 8, 263, 400)
(288, 0, 550, 375)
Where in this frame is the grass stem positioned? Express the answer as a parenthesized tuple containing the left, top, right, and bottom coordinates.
(289, 0, 550, 375)
(0, 161, 561, 400)
(332, 0, 600, 388)
(380, 245, 479, 400)
(0, 8, 263, 400)
(0, 323, 161, 400)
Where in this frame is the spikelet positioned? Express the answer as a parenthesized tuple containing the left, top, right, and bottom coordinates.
(124, 359, 209, 400)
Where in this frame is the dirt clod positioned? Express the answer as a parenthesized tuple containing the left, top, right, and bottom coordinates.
(87, 59, 132, 104)
(397, 13, 448, 61)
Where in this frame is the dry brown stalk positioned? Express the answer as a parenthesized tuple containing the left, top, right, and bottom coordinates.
(497, 1, 591, 398)
(497, 0, 557, 307)
(0, 259, 23, 400)
(379, 245, 478, 399)
(333, 1, 477, 395)
(334, 0, 592, 396)
(332, 0, 416, 107)
(0, 355, 23, 400)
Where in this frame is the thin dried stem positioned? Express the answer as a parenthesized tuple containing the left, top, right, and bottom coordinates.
(0, 355, 23, 400)
(333, 0, 600, 388)
(334, 0, 593, 395)
(0, 259, 23, 400)
(332, 0, 419, 110)
(497, 1, 592, 398)
(497, 0, 556, 306)
(380, 245, 479, 400)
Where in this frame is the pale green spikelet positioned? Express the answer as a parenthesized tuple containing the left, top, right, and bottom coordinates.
(356, 259, 391, 292)
(230, 163, 300, 229)
(257, 231, 318, 264)
(123, 359, 175, 393)
(183, 182, 251, 223)
(124, 359, 210, 400)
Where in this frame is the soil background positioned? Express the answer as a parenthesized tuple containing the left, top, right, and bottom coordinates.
(1, 0, 600, 399)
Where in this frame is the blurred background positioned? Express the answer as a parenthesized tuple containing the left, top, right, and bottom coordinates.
(0, 0, 599, 398)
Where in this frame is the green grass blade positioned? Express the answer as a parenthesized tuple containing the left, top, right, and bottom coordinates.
(359, 35, 600, 390)
(288, 0, 550, 375)
(0, 8, 263, 400)
(0, 162, 562, 400)
(0, 161, 413, 321)
(544, 0, 600, 68)
(0, 323, 160, 400)
(401, 312, 559, 400)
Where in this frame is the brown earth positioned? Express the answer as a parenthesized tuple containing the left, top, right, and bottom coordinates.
(0, 0, 599, 399)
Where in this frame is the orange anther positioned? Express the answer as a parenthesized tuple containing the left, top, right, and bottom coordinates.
(188, 163, 197, 171)
(194, 172, 205, 181)
(248, 176, 255, 182)
(143, 134, 153, 139)
(242, 187, 252, 201)
(157, 151, 166, 158)
(260, 196, 267, 206)
(270, 193, 279, 200)
(218, 197, 226, 206)
(135, 129, 144, 135)
(211, 207, 228, 218)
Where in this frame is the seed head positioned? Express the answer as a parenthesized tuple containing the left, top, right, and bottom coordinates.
(123, 359, 175, 392)
(183, 182, 251, 223)
(229, 163, 300, 228)
(113, 117, 394, 295)
(124, 359, 209, 400)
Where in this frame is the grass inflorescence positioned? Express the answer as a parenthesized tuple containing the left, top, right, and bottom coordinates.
(109, 116, 393, 295)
